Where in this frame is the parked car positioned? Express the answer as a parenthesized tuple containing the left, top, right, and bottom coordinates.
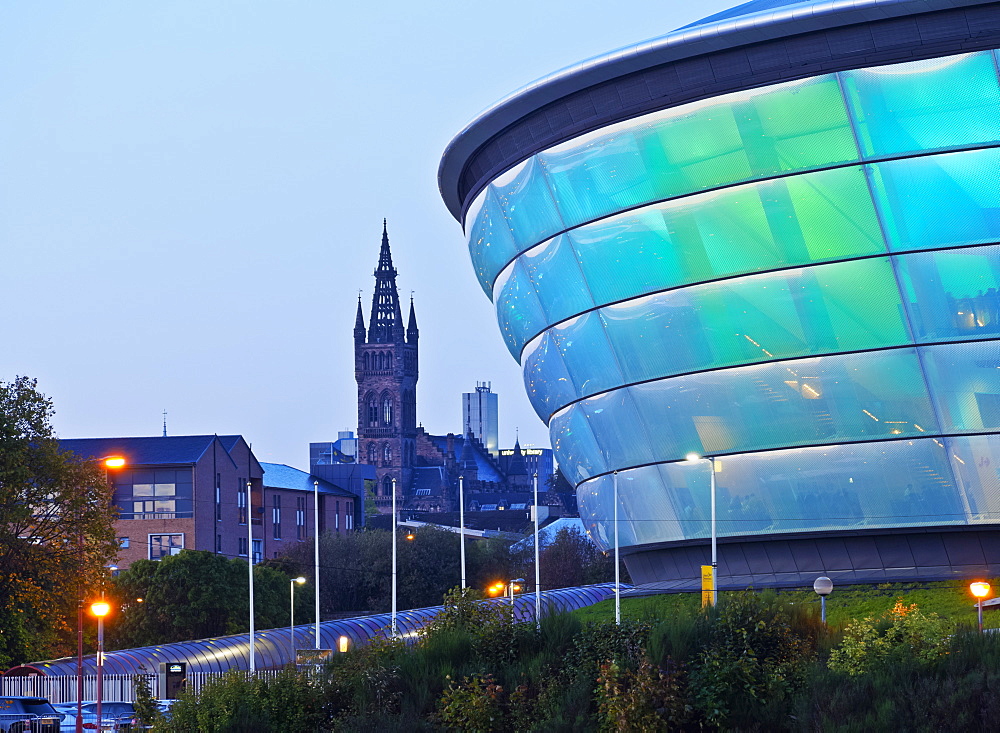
(51, 702, 134, 732)
(0, 697, 61, 732)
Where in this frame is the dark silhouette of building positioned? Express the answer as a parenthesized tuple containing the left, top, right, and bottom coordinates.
(355, 221, 419, 512)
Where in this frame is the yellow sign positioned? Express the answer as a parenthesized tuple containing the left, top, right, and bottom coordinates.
(701, 565, 715, 607)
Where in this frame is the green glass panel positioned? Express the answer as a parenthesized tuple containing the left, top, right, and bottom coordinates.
(570, 165, 885, 305)
(520, 234, 595, 325)
(842, 52, 1000, 159)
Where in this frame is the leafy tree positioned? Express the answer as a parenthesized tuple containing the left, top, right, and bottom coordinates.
(109, 550, 292, 649)
(0, 376, 118, 667)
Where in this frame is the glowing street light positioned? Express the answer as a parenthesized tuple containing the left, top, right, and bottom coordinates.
(971, 581, 991, 633)
(89, 600, 112, 730)
(289, 577, 306, 662)
(813, 577, 833, 623)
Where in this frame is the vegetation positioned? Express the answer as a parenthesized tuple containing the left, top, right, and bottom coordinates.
(269, 524, 627, 619)
(109, 550, 298, 649)
(0, 376, 119, 667)
(160, 585, 1000, 730)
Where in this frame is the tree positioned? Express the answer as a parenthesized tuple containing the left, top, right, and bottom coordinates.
(0, 376, 119, 668)
(108, 550, 292, 649)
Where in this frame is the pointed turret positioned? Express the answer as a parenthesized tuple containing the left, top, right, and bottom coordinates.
(460, 426, 479, 475)
(506, 437, 528, 477)
(354, 295, 367, 344)
(407, 296, 419, 344)
(368, 220, 404, 343)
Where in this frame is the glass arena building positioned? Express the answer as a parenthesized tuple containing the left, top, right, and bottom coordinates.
(439, 0, 1000, 589)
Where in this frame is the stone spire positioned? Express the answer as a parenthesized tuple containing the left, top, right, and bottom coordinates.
(407, 295, 419, 344)
(368, 220, 403, 343)
(506, 436, 527, 477)
(354, 295, 367, 344)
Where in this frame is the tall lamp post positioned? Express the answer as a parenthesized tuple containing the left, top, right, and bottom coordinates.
(685, 453, 717, 606)
(391, 477, 398, 638)
(509, 578, 525, 607)
(533, 472, 541, 631)
(247, 480, 256, 673)
(289, 577, 306, 663)
(971, 581, 991, 633)
(313, 480, 321, 650)
(459, 475, 467, 589)
(613, 471, 620, 625)
(89, 601, 111, 730)
(78, 455, 125, 733)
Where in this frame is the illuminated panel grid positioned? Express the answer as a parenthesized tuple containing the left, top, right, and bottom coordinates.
(465, 50, 1000, 550)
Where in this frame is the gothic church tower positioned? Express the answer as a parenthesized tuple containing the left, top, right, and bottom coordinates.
(355, 222, 418, 512)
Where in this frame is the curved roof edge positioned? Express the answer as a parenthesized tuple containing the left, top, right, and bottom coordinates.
(439, 0, 994, 220)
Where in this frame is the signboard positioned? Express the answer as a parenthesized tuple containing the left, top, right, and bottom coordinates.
(499, 448, 545, 456)
(701, 565, 715, 607)
(296, 649, 333, 666)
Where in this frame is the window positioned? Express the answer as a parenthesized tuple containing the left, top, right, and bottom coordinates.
(346, 504, 353, 530)
(149, 534, 183, 560)
(335, 501, 339, 530)
(367, 395, 378, 426)
(296, 497, 306, 540)
(383, 443, 391, 466)
(382, 395, 394, 425)
(367, 443, 377, 464)
(114, 468, 192, 520)
(131, 479, 177, 519)
(238, 537, 248, 557)
(272, 495, 282, 540)
(238, 483, 247, 525)
(382, 475, 393, 497)
(252, 539, 262, 564)
(118, 537, 130, 549)
(216, 534, 222, 553)
(215, 486, 221, 521)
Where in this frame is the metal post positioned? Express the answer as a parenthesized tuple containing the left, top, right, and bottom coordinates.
(76, 600, 83, 733)
(96, 616, 104, 729)
(459, 475, 466, 589)
(313, 480, 320, 649)
(289, 580, 296, 663)
(979, 598, 984, 633)
(247, 481, 255, 673)
(391, 477, 398, 638)
(710, 458, 717, 607)
(533, 472, 541, 631)
(614, 471, 620, 625)
(821, 596, 827, 624)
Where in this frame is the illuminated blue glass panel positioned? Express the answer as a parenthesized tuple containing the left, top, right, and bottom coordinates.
(871, 148, 1000, 252)
(842, 52, 1000, 159)
(518, 234, 595, 326)
(578, 437, 963, 550)
(521, 331, 577, 421)
(550, 404, 608, 484)
(491, 158, 564, 254)
(947, 434, 1000, 523)
(896, 245, 1000, 342)
(539, 127, 659, 227)
(922, 341, 1000, 433)
(549, 312, 624, 400)
(587, 349, 939, 467)
(579, 388, 655, 469)
(493, 261, 547, 359)
(467, 187, 518, 299)
(596, 258, 908, 388)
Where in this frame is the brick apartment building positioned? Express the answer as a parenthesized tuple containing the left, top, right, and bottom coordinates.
(61, 435, 356, 569)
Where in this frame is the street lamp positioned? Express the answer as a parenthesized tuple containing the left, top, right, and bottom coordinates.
(685, 453, 717, 606)
(247, 480, 256, 674)
(313, 480, 321, 650)
(89, 600, 111, 730)
(459, 475, 467, 589)
(971, 581, 991, 633)
(508, 578, 525, 607)
(289, 577, 306, 663)
(613, 471, 620, 625)
(533, 472, 541, 631)
(391, 476, 398, 638)
(78, 455, 125, 733)
(814, 576, 833, 623)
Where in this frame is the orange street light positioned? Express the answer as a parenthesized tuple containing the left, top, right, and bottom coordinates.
(405, 532, 415, 541)
(89, 600, 113, 729)
(971, 582, 991, 633)
(103, 456, 126, 469)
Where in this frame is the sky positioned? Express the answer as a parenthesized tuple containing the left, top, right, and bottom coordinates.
(1, 0, 733, 467)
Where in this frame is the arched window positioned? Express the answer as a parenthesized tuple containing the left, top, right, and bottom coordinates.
(383, 443, 392, 466)
(363, 352, 370, 370)
(366, 394, 378, 426)
(367, 443, 376, 464)
(382, 395, 394, 425)
(382, 475, 393, 498)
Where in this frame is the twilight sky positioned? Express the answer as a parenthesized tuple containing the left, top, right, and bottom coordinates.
(1, 0, 732, 466)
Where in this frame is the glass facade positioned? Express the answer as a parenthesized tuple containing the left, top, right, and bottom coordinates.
(463, 49, 1000, 552)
